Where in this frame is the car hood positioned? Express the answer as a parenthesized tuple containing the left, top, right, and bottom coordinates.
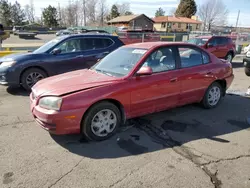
(0, 52, 45, 62)
(32, 69, 121, 97)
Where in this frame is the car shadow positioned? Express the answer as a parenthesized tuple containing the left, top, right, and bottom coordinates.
(51, 94, 250, 159)
(231, 61, 244, 69)
(6, 86, 29, 96)
(22, 37, 41, 40)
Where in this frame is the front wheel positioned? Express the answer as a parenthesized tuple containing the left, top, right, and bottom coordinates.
(21, 68, 47, 91)
(201, 82, 223, 109)
(225, 53, 233, 63)
(81, 102, 121, 141)
(245, 67, 250, 76)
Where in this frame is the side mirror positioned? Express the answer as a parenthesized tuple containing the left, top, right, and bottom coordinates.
(136, 66, 153, 76)
(51, 48, 61, 55)
(207, 43, 214, 48)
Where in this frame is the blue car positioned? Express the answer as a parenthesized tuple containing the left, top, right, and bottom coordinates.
(0, 34, 124, 90)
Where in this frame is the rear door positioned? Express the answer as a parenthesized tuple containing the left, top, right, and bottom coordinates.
(77, 37, 116, 69)
(176, 45, 215, 105)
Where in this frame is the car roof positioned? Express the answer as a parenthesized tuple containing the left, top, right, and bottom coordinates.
(125, 42, 195, 49)
(65, 33, 116, 38)
(196, 35, 229, 39)
(195, 35, 213, 39)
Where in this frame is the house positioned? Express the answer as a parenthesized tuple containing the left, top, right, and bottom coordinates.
(153, 16, 202, 32)
(107, 14, 154, 31)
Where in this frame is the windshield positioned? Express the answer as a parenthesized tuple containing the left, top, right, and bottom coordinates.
(92, 47, 147, 77)
(33, 36, 66, 54)
(187, 38, 208, 46)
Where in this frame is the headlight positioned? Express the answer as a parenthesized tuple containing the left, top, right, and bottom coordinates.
(0, 61, 16, 68)
(38, 96, 62, 111)
(247, 51, 250, 58)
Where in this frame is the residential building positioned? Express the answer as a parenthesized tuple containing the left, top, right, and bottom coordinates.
(107, 14, 154, 31)
(153, 16, 202, 32)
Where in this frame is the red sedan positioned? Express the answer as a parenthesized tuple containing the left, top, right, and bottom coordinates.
(30, 42, 234, 141)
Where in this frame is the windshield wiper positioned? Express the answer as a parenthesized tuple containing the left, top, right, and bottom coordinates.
(95, 69, 114, 77)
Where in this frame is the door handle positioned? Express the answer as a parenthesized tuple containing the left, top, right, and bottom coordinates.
(170, 78, 178, 82)
(103, 51, 110, 55)
(76, 55, 84, 58)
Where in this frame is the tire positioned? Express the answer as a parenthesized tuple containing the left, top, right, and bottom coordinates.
(201, 82, 223, 109)
(245, 67, 250, 77)
(21, 68, 47, 91)
(225, 52, 233, 63)
(81, 102, 121, 141)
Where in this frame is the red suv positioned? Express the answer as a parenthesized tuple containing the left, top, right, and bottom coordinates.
(187, 36, 236, 62)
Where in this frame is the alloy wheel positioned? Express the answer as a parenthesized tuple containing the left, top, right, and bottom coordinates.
(208, 86, 221, 106)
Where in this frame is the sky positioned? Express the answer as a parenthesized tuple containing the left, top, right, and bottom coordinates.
(8, 0, 250, 27)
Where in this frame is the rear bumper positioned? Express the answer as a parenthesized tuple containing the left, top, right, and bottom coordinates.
(225, 74, 234, 90)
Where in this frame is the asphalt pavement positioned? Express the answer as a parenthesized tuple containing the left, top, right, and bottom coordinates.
(0, 61, 250, 188)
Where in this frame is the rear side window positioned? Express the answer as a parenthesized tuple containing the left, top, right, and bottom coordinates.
(202, 51, 210, 64)
(103, 38, 114, 47)
(81, 38, 113, 50)
(178, 47, 203, 68)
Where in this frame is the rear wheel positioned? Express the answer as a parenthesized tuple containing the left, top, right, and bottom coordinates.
(225, 52, 233, 62)
(21, 68, 47, 91)
(245, 67, 250, 76)
(81, 102, 121, 141)
(202, 82, 223, 109)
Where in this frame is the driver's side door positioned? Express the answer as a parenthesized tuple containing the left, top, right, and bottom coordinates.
(207, 37, 220, 57)
(49, 37, 86, 75)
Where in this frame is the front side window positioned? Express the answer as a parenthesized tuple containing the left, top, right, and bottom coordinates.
(142, 47, 176, 73)
(92, 47, 147, 77)
(208, 37, 218, 46)
(33, 36, 66, 54)
(56, 38, 81, 53)
(178, 47, 203, 68)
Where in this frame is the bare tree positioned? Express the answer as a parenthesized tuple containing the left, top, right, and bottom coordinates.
(169, 8, 176, 16)
(98, 0, 108, 26)
(24, 2, 35, 23)
(82, 0, 87, 26)
(198, 0, 228, 31)
(86, 0, 98, 24)
(117, 2, 130, 15)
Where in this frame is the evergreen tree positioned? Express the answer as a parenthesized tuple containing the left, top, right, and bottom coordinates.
(11, 1, 25, 26)
(110, 5, 120, 19)
(175, 0, 197, 18)
(42, 5, 59, 27)
(0, 0, 12, 26)
(155, 7, 165, 17)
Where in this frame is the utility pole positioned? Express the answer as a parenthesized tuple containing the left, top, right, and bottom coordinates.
(30, 0, 35, 23)
(83, 0, 86, 26)
(58, 2, 62, 27)
(235, 10, 240, 31)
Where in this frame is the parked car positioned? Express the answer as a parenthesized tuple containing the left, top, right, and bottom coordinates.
(56, 30, 73, 36)
(30, 42, 234, 141)
(0, 34, 124, 90)
(187, 36, 236, 62)
(12, 26, 21, 35)
(243, 44, 250, 54)
(243, 51, 250, 76)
